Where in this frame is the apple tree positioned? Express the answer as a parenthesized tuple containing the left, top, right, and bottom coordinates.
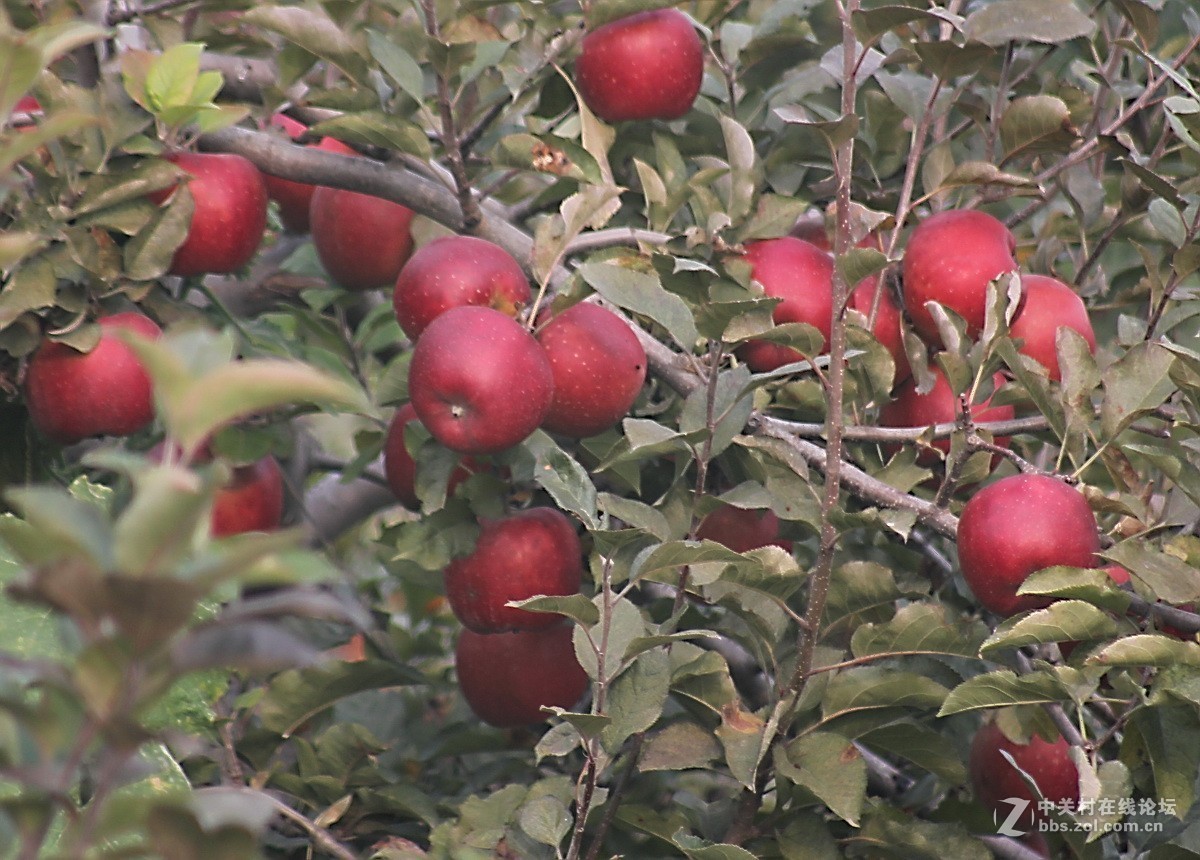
(2, 0, 1200, 858)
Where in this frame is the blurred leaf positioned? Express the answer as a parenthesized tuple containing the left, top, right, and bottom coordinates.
(114, 464, 210, 576)
(673, 834, 760, 860)
(938, 670, 1072, 715)
(981, 601, 1120, 654)
(258, 659, 426, 736)
(171, 622, 322, 675)
(852, 6, 957, 42)
(3, 486, 114, 569)
(1148, 198, 1188, 248)
(964, 0, 1095, 45)
(519, 795, 571, 848)
(242, 6, 369, 84)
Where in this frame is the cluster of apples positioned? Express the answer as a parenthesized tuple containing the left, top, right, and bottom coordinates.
(22, 313, 285, 537)
(378, 235, 652, 726)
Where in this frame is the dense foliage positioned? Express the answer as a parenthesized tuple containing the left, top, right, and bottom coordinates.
(2, 1, 1200, 858)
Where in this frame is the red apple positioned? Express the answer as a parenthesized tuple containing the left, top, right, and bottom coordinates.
(849, 274, 910, 384)
(211, 454, 285, 537)
(455, 623, 590, 727)
(879, 368, 1014, 466)
(393, 236, 531, 340)
(901, 210, 1019, 344)
(24, 312, 161, 445)
(735, 237, 835, 372)
(535, 303, 647, 438)
(1007, 274, 1096, 381)
(151, 151, 269, 277)
(310, 184, 415, 291)
(574, 8, 704, 123)
(444, 507, 582, 633)
(958, 473, 1101, 617)
(261, 113, 357, 234)
(383, 403, 479, 508)
(696, 505, 793, 554)
(969, 721, 1079, 830)
(408, 306, 554, 455)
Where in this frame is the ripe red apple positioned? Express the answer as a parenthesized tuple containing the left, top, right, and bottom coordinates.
(1007, 274, 1096, 381)
(211, 454, 285, 537)
(309, 184, 415, 291)
(455, 623, 590, 727)
(901, 210, 1019, 344)
(151, 150, 269, 277)
(696, 505, 793, 554)
(574, 8, 704, 123)
(969, 721, 1079, 830)
(444, 507, 583, 633)
(261, 113, 357, 234)
(24, 312, 161, 445)
(382, 403, 479, 508)
(393, 236, 531, 340)
(849, 274, 910, 384)
(735, 237, 835, 372)
(958, 473, 1101, 617)
(879, 368, 1014, 465)
(535, 303, 647, 438)
(408, 306, 554, 455)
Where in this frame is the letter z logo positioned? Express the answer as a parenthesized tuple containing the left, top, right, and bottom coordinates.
(995, 797, 1030, 837)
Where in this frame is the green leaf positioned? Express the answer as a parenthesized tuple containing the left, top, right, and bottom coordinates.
(241, 6, 369, 84)
(1125, 705, 1200, 818)
(145, 43, 204, 113)
(963, 0, 1096, 46)
(1088, 634, 1200, 669)
(999, 95, 1078, 164)
(851, 602, 988, 659)
(860, 722, 967, 783)
(778, 732, 867, 825)
(310, 112, 432, 159)
(1017, 566, 1132, 613)
(597, 493, 671, 540)
(578, 262, 698, 352)
(125, 185, 193, 281)
(981, 601, 1120, 654)
(631, 540, 745, 586)
(1100, 342, 1176, 439)
(715, 703, 769, 790)
(1148, 198, 1188, 248)
(507, 593, 599, 626)
(366, 29, 424, 102)
(852, 6, 958, 42)
(602, 647, 670, 753)
(1105, 540, 1200, 605)
(519, 795, 571, 848)
(773, 107, 860, 149)
(640, 721, 722, 771)
(492, 132, 600, 184)
(673, 834, 760, 860)
(857, 804, 991, 860)
(823, 669, 950, 721)
(523, 431, 599, 530)
(937, 670, 1072, 716)
(258, 659, 425, 736)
